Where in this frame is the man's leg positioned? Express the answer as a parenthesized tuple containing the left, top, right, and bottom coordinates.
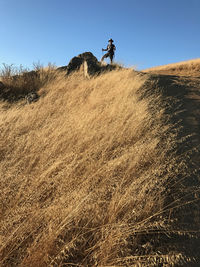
(109, 53, 114, 64)
(101, 52, 109, 62)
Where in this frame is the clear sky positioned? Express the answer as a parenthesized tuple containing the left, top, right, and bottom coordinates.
(0, 0, 200, 70)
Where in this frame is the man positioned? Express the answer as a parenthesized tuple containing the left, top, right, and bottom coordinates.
(101, 39, 116, 64)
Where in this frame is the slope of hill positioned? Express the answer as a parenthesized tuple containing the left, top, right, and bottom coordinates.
(144, 58, 200, 77)
(0, 60, 200, 266)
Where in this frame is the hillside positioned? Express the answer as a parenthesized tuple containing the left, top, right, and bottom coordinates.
(144, 58, 200, 77)
(0, 57, 200, 266)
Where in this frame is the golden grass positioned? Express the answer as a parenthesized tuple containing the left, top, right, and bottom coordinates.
(0, 68, 199, 266)
(0, 64, 56, 102)
(144, 58, 200, 77)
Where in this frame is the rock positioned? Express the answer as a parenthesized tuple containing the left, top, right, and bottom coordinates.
(83, 60, 101, 78)
(100, 64, 118, 73)
(25, 92, 39, 104)
(66, 52, 99, 75)
(66, 56, 83, 74)
(78, 52, 98, 62)
(57, 52, 121, 77)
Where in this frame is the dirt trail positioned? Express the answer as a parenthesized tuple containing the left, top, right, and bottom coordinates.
(145, 73, 200, 192)
(142, 73, 200, 265)
(144, 73, 200, 152)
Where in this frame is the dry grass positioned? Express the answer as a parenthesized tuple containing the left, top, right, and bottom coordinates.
(0, 68, 199, 266)
(0, 63, 56, 102)
(144, 58, 200, 77)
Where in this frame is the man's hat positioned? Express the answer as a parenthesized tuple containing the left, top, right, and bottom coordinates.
(108, 38, 114, 42)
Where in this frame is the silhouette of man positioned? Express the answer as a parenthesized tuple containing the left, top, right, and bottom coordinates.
(101, 39, 116, 64)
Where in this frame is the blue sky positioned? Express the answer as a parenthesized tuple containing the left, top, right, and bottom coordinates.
(0, 0, 200, 70)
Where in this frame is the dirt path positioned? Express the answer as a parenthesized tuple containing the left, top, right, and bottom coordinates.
(141, 73, 200, 265)
(145, 73, 200, 152)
